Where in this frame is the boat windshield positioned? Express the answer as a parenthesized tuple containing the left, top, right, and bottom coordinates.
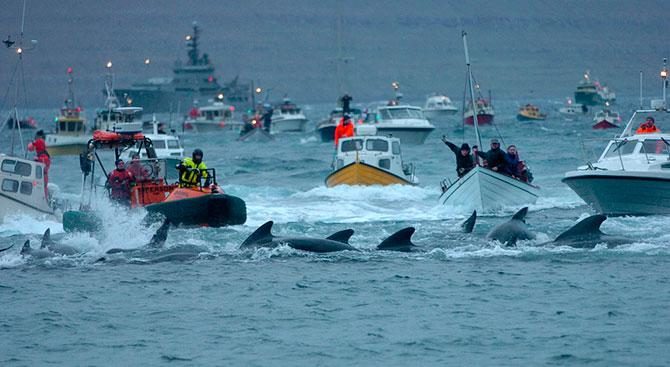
(365, 139, 389, 152)
(641, 139, 670, 155)
(152, 140, 167, 149)
(623, 110, 669, 137)
(167, 139, 181, 149)
(604, 141, 637, 158)
(341, 139, 363, 152)
(379, 108, 424, 120)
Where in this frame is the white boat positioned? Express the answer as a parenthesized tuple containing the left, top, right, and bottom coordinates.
(0, 155, 56, 222)
(183, 101, 241, 132)
(93, 64, 143, 133)
(592, 103, 621, 129)
(558, 98, 588, 120)
(46, 68, 89, 156)
(315, 107, 363, 142)
(563, 60, 670, 215)
(326, 125, 418, 187)
(271, 98, 309, 133)
(120, 118, 184, 165)
(423, 95, 458, 121)
(440, 32, 539, 213)
(372, 105, 435, 144)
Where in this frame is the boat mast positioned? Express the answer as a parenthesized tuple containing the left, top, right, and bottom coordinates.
(639, 70, 643, 109)
(66, 67, 75, 110)
(661, 58, 668, 109)
(462, 31, 482, 150)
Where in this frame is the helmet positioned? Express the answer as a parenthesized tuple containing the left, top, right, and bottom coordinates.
(192, 148, 203, 158)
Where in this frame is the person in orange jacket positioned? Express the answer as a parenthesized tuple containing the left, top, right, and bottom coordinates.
(334, 114, 355, 146)
(27, 130, 51, 198)
(636, 116, 661, 134)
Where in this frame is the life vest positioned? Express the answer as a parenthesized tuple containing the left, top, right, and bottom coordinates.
(178, 157, 208, 187)
(108, 169, 134, 200)
(334, 119, 355, 146)
(636, 125, 661, 134)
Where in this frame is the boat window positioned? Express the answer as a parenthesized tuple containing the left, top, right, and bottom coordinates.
(224, 110, 232, 118)
(366, 139, 389, 152)
(152, 140, 167, 149)
(379, 109, 392, 120)
(36, 166, 42, 179)
(60, 121, 66, 131)
(1, 159, 32, 176)
(2, 179, 18, 193)
(167, 140, 181, 149)
(641, 139, 670, 155)
(68, 122, 76, 132)
(604, 141, 638, 157)
(341, 139, 363, 152)
(379, 159, 391, 170)
(392, 141, 401, 155)
(20, 181, 32, 195)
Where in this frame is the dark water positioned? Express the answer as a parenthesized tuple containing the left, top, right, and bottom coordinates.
(2, 101, 670, 365)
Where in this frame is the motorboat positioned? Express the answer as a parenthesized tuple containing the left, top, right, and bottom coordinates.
(120, 117, 184, 166)
(270, 98, 309, 133)
(0, 154, 57, 223)
(559, 98, 588, 120)
(371, 105, 435, 144)
(440, 32, 539, 213)
(325, 125, 418, 187)
(574, 71, 616, 106)
(94, 65, 144, 134)
(563, 60, 670, 216)
(463, 97, 495, 125)
(62, 132, 246, 231)
(4, 116, 37, 130)
(423, 95, 458, 121)
(238, 115, 274, 142)
(517, 104, 547, 121)
(46, 68, 88, 156)
(183, 101, 241, 132)
(315, 107, 363, 143)
(592, 104, 621, 129)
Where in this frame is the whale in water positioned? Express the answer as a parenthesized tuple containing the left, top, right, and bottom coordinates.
(543, 214, 632, 249)
(486, 207, 535, 246)
(241, 221, 359, 253)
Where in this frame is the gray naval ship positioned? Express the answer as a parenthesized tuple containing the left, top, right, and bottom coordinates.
(114, 22, 250, 114)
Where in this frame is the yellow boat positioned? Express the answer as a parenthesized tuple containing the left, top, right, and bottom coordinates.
(46, 68, 89, 156)
(517, 104, 547, 121)
(325, 126, 418, 187)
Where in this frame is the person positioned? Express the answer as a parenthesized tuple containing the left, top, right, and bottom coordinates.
(127, 153, 150, 182)
(635, 116, 661, 134)
(27, 130, 51, 197)
(177, 148, 209, 188)
(503, 145, 521, 178)
(262, 104, 273, 132)
(340, 93, 353, 115)
(107, 159, 134, 206)
(441, 136, 474, 177)
(240, 113, 254, 135)
(476, 138, 506, 172)
(334, 114, 355, 146)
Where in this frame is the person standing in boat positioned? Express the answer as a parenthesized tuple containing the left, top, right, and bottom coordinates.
(27, 130, 51, 198)
(107, 159, 135, 207)
(441, 136, 474, 178)
(340, 93, 353, 115)
(334, 114, 355, 146)
(476, 138, 506, 173)
(262, 104, 273, 132)
(128, 153, 150, 182)
(177, 148, 209, 188)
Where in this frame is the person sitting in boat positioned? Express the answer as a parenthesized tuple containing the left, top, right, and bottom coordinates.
(635, 116, 661, 134)
(177, 148, 209, 188)
(334, 114, 355, 146)
(127, 153, 150, 182)
(107, 159, 135, 206)
(27, 130, 51, 198)
(262, 104, 273, 132)
(441, 136, 474, 178)
(476, 138, 506, 173)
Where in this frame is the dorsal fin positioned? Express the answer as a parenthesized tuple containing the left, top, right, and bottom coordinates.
(0, 244, 14, 253)
(461, 210, 477, 233)
(40, 228, 51, 248)
(148, 219, 171, 248)
(554, 215, 607, 242)
(21, 240, 31, 255)
(326, 229, 354, 244)
(511, 207, 529, 222)
(377, 227, 417, 252)
(240, 221, 274, 248)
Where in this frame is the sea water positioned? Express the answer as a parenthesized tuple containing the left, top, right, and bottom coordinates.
(1, 100, 669, 366)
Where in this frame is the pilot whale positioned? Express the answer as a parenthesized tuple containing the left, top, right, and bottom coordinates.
(241, 221, 358, 253)
(486, 207, 535, 246)
(543, 214, 632, 249)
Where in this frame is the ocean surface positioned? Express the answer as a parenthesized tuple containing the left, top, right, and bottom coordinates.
(1, 100, 670, 366)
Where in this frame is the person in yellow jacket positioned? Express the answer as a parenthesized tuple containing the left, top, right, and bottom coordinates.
(177, 148, 209, 188)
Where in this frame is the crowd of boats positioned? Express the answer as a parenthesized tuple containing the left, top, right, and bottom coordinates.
(2, 22, 670, 237)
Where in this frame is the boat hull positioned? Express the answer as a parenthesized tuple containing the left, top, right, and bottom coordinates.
(574, 91, 603, 106)
(45, 137, 89, 156)
(375, 126, 435, 145)
(316, 123, 336, 142)
(592, 120, 619, 129)
(0, 193, 55, 223)
(562, 170, 670, 216)
(424, 108, 458, 121)
(145, 192, 247, 227)
(463, 114, 494, 126)
(271, 117, 308, 133)
(516, 114, 546, 121)
(325, 161, 414, 187)
(187, 121, 242, 133)
(440, 166, 540, 213)
(238, 128, 274, 142)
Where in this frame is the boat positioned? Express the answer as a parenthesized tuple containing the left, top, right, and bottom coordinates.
(325, 125, 418, 187)
(94, 64, 144, 134)
(517, 104, 547, 121)
(45, 68, 88, 156)
(372, 105, 435, 144)
(63, 132, 246, 231)
(315, 107, 363, 142)
(574, 71, 616, 106)
(463, 95, 495, 125)
(563, 60, 670, 216)
(440, 32, 539, 213)
(0, 154, 57, 222)
(183, 101, 241, 132)
(120, 116, 184, 167)
(270, 97, 309, 133)
(4, 116, 37, 129)
(238, 116, 274, 142)
(114, 22, 250, 113)
(423, 95, 458, 121)
(592, 104, 621, 129)
(558, 98, 588, 120)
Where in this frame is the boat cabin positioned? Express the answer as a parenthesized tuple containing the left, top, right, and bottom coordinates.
(95, 106, 143, 133)
(376, 106, 426, 121)
(0, 155, 51, 213)
(425, 95, 456, 110)
(195, 102, 234, 121)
